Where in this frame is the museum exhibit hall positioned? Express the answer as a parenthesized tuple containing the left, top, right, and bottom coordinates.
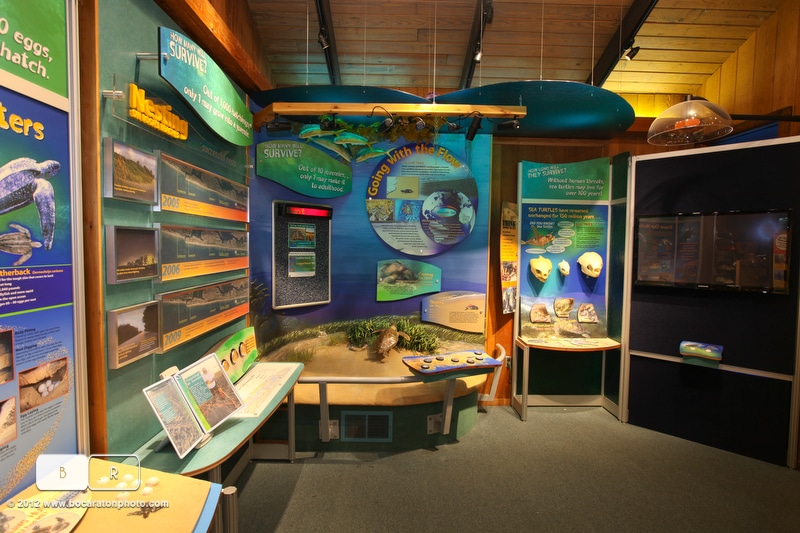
(3, 1, 800, 532)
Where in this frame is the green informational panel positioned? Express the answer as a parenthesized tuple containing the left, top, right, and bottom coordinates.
(520, 157, 610, 201)
(0, 2, 68, 101)
(256, 140, 352, 198)
(158, 27, 252, 146)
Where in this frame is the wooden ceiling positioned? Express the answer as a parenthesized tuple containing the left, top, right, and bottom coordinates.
(245, 0, 785, 99)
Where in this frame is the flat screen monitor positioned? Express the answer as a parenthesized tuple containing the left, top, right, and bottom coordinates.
(634, 209, 791, 294)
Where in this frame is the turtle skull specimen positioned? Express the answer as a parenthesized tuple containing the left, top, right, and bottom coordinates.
(558, 259, 570, 276)
(530, 255, 552, 282)
(578, 251, 603, 278)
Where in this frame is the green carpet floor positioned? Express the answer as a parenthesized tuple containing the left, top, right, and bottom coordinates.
(235, 406, 800, 532)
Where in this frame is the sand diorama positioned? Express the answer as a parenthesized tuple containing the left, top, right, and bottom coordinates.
(254, 299, 487, 406)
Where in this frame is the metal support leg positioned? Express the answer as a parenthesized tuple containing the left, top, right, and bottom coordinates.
(441, 379, 456, 435)
(221, 486, 238, 533)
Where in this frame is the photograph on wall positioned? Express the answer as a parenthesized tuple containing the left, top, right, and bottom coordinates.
(500, 201, 519, 314)
(103, 138, 158, 204)
(288, 252, 316, 278)
(0, 329, 12, 385)
(107, 301, 161, 369)
(159, 277, 249, 352)
(17, 357, 69, 413)
(0, 397, 16, 447)
(377, 258, 441, 302)
(158, 153, 248, 222)
(105, 226, 159, 284)
(288, 222, 316, 249)
(158, 224, 249, 282)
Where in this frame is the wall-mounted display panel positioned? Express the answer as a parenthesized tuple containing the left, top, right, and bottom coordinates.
(158, 224, 249, 282)
(103, 138, 158, 204)
(157, 153, 248, 222)
(158, 277, 249, 352)
(107, 301, 161, 369)
(105, 226, 159, 284)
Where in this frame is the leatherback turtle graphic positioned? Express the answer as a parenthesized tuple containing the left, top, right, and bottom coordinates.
(0, 157, 60, 250)
(0, 223, 42, 266)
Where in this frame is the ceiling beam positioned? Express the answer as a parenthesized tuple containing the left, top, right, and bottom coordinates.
(459, 0, 493, 90)
(586, 0, 658, 88)
(154, 0, 271, 93)
(315, 0, 341, 85)
(253, 101, 526, 131)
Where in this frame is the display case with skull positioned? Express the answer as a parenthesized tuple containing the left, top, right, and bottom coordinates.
(577, 251, 603, 278)
(529, 255, 552, 282)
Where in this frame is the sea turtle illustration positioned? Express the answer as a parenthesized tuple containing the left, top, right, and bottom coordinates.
(0, 157, 60, 250)
(378, 260, 417, 284)
(373, 323, 410, 360)
(0, 223, 42, 266)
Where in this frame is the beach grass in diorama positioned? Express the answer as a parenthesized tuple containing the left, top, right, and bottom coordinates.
(257, 314, 482, 364)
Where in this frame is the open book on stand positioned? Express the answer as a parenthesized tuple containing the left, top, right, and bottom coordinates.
(143, 352, 244, 458)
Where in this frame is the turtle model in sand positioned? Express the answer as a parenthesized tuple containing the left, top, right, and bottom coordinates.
(0, 223, 42, 266)
(373, 323, 410, 359)
(0, 157, 61, 250)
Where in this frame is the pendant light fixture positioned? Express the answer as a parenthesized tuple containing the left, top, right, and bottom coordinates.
(647, 97, 733, 146)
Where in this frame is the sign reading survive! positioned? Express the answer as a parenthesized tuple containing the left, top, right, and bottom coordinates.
(158, 27, 253, 146)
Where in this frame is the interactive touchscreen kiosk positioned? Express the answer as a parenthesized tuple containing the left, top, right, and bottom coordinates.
(272, 200, 333, 309)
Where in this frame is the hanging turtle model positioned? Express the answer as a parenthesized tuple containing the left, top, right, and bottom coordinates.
(0, 224, 42, 266)
(0, 157, 61, 250)
(373, 323, 410, 360)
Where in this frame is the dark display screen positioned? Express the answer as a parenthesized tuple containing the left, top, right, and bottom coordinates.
(634, 209, 791, 294)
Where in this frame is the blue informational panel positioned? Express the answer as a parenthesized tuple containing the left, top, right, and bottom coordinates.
(517, 158, 612, 343)
(250, 132, 491, 336)
(0, 1, 86, 501)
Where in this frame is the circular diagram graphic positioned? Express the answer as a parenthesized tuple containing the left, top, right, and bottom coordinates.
(365, 143, 478, 256)
(420, 190, 475, 245)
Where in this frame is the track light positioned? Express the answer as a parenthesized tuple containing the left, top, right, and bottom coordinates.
(465, 115, 482, 140)
(265, 116, 292, 132)
(368, 106, 395, 133)
(497, 118, 520, 130)
(623, 46, 640, 61)
(378, 116, 394, 133)
(318, 29, 330, 50)
(413, 117, 426, 130)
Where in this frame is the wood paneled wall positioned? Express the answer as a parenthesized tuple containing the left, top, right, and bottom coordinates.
(698, 0, 800, 137)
